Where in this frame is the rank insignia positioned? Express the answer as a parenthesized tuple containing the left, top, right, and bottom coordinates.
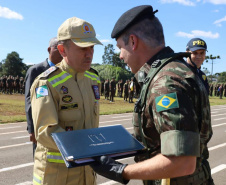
(42, 66, 58, 77)
(60, 86, 68, 94)
(92, 85, 100, 100)
(36, 85, 48, 98)
(61, 103, 78, 110)
(152, 60, 161, 68)
(65, 126, 73, 131)
(62, 95, 73, 103)
(155, 92, 179, 112)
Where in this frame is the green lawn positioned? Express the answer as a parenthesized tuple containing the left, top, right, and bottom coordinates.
(0, 94, 225, 124)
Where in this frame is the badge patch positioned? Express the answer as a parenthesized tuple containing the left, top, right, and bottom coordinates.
(36, 85, 48, 98)
(155, 92, 179, 112)
(65, 126, 73, 131)
(92, 85, 100, 100)
(60, 86, 68, 94)
(202, 75, 206, 81)
(61, 103, 78, 110)
(62, 95, 73, 103)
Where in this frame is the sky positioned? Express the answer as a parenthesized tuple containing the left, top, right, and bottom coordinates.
(0, 0, 226, 75)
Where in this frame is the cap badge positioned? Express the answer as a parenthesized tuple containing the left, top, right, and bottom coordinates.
(83, 24, 92, 34)
(193, 40, 205, 46)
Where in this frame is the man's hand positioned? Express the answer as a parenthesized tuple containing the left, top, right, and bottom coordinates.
(29, 133, 37, 143)
(90, 156, 129, 184)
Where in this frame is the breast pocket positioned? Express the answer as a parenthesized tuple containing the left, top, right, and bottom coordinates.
(59, 109, 81, 122)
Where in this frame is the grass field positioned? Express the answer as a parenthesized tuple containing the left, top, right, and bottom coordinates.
(0, 94, 226, 124)
(0, 94, 136, 124)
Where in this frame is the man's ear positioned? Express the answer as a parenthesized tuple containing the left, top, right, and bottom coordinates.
(57, 45, 66, 57)
(130, 34, 138, 50)
(47, 47, 51, 54)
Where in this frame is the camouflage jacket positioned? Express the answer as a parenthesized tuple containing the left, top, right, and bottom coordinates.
(133, 47, 212, 169)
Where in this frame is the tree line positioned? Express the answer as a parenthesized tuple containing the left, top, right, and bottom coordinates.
(0, 44, 225, 83)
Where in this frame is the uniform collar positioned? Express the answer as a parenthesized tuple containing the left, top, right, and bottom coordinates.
(60, 59, 85, 80)
(135, 46, 174, 83)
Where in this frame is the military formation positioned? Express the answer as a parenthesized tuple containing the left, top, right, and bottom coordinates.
(101, 77, 141, 103)
(0, 75, 25, 95)
(1, 74, 226, 100)
(209, 83, 226, 98)
(101, 78, 226, 102)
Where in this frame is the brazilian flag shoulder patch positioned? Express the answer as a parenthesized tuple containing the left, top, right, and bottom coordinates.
(36, 85, 48, 98)
(155, 92, 179, 112)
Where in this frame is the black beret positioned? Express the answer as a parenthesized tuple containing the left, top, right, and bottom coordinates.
(111, 5, 158, 39)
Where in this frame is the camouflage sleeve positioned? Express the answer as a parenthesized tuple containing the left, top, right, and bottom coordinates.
(147, 61, 200, 157)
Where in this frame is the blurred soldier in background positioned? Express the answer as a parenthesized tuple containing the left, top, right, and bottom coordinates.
(110, 77, 116, 102)
(104, 79, 110, 100)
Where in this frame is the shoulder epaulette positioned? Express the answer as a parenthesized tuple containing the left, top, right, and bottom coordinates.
(40, 66, 58, 78)
(88, 67, 99, 76)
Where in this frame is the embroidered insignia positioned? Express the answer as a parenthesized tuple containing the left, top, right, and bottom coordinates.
(60, 86, 68, 94)
(202, 75, 206, 81)
(36, 85, 48, 98)
(61, 103, 78, 110)
(152, 60, 161, 68)
(92, 85, 100, 100)
(65, 126, 73, 131)
(62, 95, 73, 103)
(83, 23, 92, 34)
(155, 92, 179, 112)
(138, 71, 145, 83)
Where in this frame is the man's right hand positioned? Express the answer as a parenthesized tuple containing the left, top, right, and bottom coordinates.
(90, 156, 129, 184)
(29, 133, 37, 143)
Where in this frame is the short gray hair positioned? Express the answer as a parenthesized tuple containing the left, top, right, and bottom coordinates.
(58, 39, 71, 48)
(121, 17, 165, 48)
(49, 37, 58, 47)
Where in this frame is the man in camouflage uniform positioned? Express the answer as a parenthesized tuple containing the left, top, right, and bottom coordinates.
(0, 76, 3, 93)
(129, 77, 135, 103)
(209, 83, 213, 96)
(101, 80, 104, 96)
(109, 77, 116, 102)
(19, 77, 25, 94)
(6, 75, 13, 94)
(224, 83, 226, 97)
(2, 75, 7, 94)
(123, 80, 129, 101)
(104, 79, 110, 100)
(214, 83, 218, 96)
(15, 75, 20, 93)
(90, 5, 214, 185)
(120, 79, 124, 97)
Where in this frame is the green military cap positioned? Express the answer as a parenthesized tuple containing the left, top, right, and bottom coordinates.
(111, 5, 158, 39)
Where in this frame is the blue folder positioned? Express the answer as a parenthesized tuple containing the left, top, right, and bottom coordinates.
(51, 125, 145, 168)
